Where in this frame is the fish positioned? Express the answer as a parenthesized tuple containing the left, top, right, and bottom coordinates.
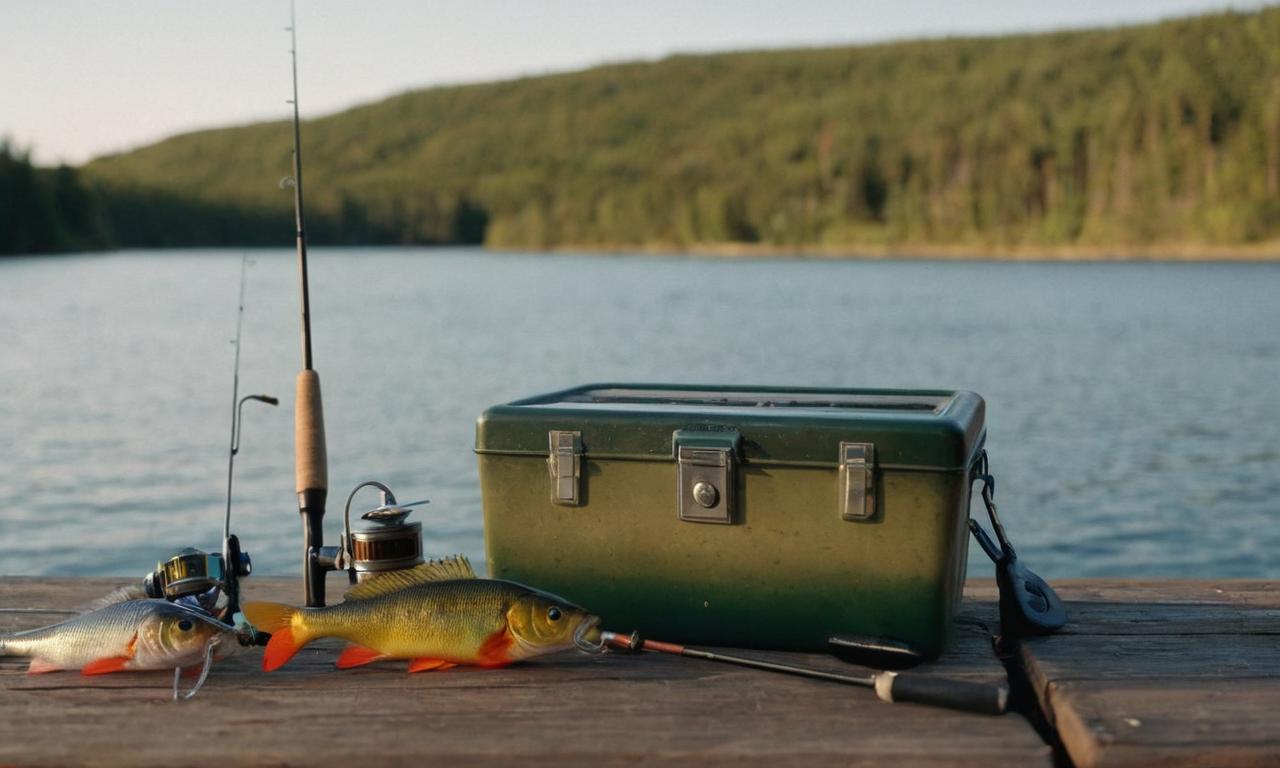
(0, 598, 239, 675)
(243, 555, 601, 673)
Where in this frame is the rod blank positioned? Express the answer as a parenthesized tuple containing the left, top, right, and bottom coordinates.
(601, 631, 1007, 716)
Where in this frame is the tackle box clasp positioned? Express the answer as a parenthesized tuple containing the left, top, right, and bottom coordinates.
(673, 429, 741, 524)
(839, 442, 876, 521)
(548, 430, 583, 505)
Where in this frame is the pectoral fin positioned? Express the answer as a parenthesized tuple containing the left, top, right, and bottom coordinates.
(80, 656, 133, 676)
(475, 627, 514, 668)
(80, 633, 137, 675)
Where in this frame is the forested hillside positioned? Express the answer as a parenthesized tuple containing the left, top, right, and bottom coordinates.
(9, 8, 1280, 255)
(0, 143, 110, 254)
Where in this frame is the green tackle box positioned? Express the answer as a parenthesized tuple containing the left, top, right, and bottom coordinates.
(475, 383, 986, 657)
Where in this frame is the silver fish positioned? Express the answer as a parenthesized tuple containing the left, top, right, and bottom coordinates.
(1, 599, 238, 676)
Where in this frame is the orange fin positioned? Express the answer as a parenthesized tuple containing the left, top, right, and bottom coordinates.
(336, 644, 390, 669)
(243, 601, 305, 672)
(475, 628, 514, 668)
(81, 656, 132, 676)
(407, 658, 456, 673)
(27, 658, 60, 675)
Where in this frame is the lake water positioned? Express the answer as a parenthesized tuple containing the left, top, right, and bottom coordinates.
(1, 248, 1277, 581)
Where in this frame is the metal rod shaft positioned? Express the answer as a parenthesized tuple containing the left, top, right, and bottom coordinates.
(224, 254, 249, 548)
(641, 638, 874, 688)
(600, 631, 1008, 715)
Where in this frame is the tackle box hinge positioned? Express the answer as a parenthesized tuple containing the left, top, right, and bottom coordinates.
(674, 429, 740, 524)
(839, 442, 876, 521)
(548, 430, 583, 506)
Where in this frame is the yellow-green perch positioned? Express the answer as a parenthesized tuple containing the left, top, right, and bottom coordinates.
(243, 555, 600, 673)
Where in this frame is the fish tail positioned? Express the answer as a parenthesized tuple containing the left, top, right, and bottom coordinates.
(243, 601, 311, 672)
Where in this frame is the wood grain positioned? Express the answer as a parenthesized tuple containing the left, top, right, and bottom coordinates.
(1016, 580, 1280, 768)
(0, 576, 1050, 767)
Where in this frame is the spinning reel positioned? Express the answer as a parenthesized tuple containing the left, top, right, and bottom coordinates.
(309, 480, 429, 593)
(139, 256, 277, 627)
(142, 390, 276, 625)
(143, 543, 251, 620)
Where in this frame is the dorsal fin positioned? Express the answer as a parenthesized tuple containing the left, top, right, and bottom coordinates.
(73, 583, 149, 614)
(343, 555, 476, 601)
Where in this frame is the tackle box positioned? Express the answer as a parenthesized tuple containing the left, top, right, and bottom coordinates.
(475, 383, 986, 656)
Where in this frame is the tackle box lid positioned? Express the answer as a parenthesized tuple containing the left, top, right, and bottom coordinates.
(476, 383, 985, 471)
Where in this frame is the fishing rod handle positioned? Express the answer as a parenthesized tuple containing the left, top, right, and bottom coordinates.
(295, 369, 328, 493)
(873, 671, 1008, 716)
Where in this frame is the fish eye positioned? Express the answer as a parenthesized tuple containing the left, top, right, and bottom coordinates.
(178, 619, 194, 632)
(546, 607, 562, 622)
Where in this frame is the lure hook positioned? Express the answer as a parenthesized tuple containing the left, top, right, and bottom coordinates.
(573, 621, 607, 654)
(172, 640, 217, 701)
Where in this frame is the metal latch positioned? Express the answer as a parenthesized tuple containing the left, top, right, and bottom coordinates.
(548, 430, 582, 505)
(674, 430, 740, 524)
(839, 442, 876, 521)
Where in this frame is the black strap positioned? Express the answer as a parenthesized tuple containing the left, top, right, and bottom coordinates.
(969, 451, 1067, 638)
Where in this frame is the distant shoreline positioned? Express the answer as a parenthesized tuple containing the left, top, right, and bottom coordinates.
(6, 240, 1280, 262)
(543, 240, 1280, 263)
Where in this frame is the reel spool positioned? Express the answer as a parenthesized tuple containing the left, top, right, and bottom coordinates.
(349, 504, 424, 580)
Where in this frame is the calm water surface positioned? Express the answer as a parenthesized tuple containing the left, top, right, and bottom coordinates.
(1, 248, 1277, 580)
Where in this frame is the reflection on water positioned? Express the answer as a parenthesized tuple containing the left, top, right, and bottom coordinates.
(1, 248, 1277, 579)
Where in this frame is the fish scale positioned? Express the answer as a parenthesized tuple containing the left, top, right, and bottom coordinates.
(1, 599, 237, 673)
(308, 580, 516, 659)
(3, 601, 156, 665)
(243, 556, 601, 672)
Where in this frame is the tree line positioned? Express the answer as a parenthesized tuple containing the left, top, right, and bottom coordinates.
(6, 8, 1280, 255)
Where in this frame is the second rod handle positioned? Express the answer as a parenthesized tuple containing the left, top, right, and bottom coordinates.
(874, 671, 1009, 715)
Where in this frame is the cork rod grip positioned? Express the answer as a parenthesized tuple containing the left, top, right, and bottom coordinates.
(295, 369, 328, 494)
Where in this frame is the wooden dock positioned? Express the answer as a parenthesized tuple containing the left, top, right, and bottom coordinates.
(1, 577, 1276, 766)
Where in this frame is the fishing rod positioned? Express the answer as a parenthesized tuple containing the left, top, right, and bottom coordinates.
(222, 254, 278, 619)
(600, 631, 1008, 716)
(283, 5, 429, 605)
(285, 0, 332, 608)
(140, 254, 275, 624)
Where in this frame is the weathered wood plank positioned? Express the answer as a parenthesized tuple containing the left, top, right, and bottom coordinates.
(1017, 580, 1280, 768)
(0, 577, 1051, 767)
(1041, 680, 1280, 768)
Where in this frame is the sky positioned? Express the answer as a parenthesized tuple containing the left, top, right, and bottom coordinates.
(2, 0, 1272, 165)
